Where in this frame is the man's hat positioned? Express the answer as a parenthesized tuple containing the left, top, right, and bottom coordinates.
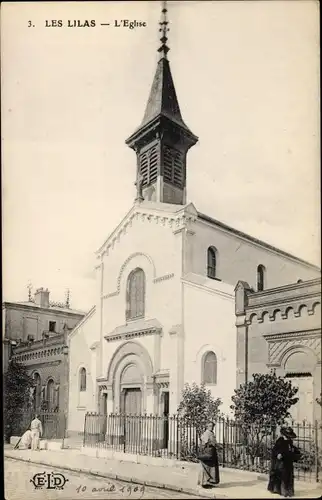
(280, 426, 297, 440)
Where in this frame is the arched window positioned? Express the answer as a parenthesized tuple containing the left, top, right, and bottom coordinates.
(207, 247, 217, 279)
(126, 268, 145, 320)
(202, 351, 217, 385)
(79, 367, 87, 392)
(257, 265, 266, 291)
(47, 379, 55, 410)
(55, 386, 60, 411)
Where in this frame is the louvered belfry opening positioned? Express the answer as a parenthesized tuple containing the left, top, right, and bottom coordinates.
(138, 141, 185, 193)
(139, 144, 159, 188)
(163, 145, 184, 189)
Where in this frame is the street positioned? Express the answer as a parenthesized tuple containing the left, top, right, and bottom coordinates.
(5, 458, 204, 500)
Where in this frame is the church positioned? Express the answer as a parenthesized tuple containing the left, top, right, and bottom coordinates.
(67, 4, 320, 435)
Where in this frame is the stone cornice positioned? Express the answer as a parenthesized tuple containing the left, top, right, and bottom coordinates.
(263, 329, 321, 343)
(247, 293, 320, 313)
(243, 279, 321, 324)
(13, 333, 66, 353)
(153, 370, 170, 388)
(12, 345, 66, 363)
(104, 319, 162, 343)
(245, 297, 320, 324)
(247, 279, 321, 309)
(105, 327, 161, 343)
(96, 203, 198, 258)
(3, 301, 86, 318)
(153, 273, 175, 284)
(10, 359, 62, 368)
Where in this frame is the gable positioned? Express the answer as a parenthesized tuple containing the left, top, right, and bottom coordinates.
(95, 200, 198, 259)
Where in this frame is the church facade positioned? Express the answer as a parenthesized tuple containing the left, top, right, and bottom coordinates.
(67, 6, 320, 434)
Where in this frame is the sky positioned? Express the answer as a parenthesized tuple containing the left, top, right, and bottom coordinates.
(2, 1, 320, 312)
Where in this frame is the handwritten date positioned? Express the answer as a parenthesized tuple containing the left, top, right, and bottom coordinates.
(76, 483, 145, 495)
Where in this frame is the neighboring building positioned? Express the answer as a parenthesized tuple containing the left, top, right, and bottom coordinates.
(67, 6, 320, 434)
(235, 277, 321, 423)
(3, 287, 86, 414)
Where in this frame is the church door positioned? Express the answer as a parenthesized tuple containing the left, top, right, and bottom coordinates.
(124, 388, 142, 414)
(123, 389, 142, 452)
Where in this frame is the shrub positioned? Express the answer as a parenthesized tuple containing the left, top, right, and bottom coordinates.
(230, 371, 299, 464)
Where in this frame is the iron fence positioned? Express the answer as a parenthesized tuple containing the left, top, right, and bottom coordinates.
(84, 413, 322, 483)
(9, 410, 66, 439)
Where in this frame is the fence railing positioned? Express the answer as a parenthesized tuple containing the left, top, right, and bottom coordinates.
(84, 413, 322, 483)
(8, 410, 66, 439)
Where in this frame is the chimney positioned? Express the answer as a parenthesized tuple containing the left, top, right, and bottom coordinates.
(34, 287, 50, 308)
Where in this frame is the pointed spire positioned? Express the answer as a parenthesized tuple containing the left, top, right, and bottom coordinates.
(158, 1, 170, 60)
(133, 0, 195, 135)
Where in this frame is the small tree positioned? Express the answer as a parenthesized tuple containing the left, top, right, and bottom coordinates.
(177, 383, 222, 460)
(230, 371, 299, 465)
(4, 360, 35, 442)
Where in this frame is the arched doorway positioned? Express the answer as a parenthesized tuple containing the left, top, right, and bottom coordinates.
(33, 373, 42, 412)
(106, 341, 154, 414)
(47, 379, 55, 411)
(284, 350, 315, 423)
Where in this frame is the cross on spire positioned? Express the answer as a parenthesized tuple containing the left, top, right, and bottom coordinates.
(158, 1, 170, 59)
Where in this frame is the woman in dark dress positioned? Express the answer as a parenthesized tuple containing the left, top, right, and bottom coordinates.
(268, 427, 301, 498)
(197, 422, 220, 488)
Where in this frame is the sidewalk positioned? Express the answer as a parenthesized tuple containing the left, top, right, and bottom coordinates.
(4, 446, 322, 499)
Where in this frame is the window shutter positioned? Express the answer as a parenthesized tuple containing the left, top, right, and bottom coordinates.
(163, 146, 183, 188)
(139, 145, 159, 186)
(126, 268, 146, 320)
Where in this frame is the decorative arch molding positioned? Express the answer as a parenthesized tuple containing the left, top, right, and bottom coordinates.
(195, 344, 223, 381)
(246, 299, 320, 325)
(266, 333, 321, 366)
(311, 301, 321, 315)
(118, 253, 156, 291)
(44, 375, 57, 386)
(31, 370, 42, 379)
(103, 253, 156, 299)
(106, 340, 154, 387)
(248, 312, 258, 325)
(74, 363, 91, 377)
(280, 345, 318, 370)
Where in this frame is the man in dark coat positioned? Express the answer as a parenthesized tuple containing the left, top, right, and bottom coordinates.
(268, 426, 301, 497)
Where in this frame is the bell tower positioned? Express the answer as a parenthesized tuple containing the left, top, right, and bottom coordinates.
(126, 1, 198, 205)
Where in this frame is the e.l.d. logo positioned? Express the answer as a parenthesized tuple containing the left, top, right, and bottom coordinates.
(30, 472, 69, 490)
